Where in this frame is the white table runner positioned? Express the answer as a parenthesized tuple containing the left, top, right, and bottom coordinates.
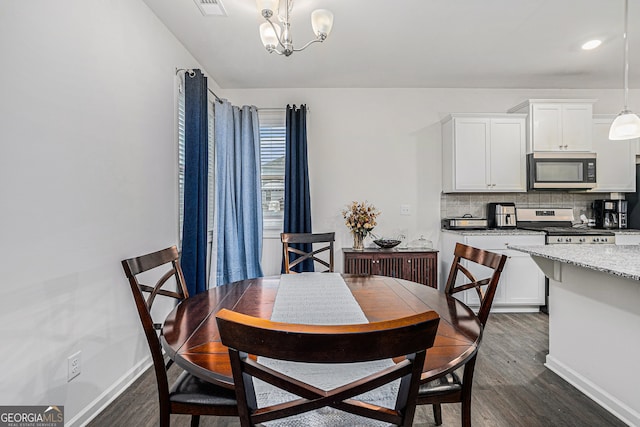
(254, 273, 397, 427)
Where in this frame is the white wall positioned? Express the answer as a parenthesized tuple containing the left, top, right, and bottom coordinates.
(221, 88, 638, 275)
(0, 1, 216, 425)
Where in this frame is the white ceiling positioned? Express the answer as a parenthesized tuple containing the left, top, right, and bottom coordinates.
(143, 0, 640, 90)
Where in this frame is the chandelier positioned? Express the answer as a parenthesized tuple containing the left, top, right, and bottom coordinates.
(609, 0, 640, 140)
(256, 0, 334, 57)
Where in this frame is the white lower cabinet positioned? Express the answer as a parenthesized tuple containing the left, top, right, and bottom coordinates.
(441, 231, 545, 312)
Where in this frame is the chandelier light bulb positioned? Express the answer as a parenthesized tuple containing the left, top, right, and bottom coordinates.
(259, 22, 281, 49)
(311, 9, 334, 39)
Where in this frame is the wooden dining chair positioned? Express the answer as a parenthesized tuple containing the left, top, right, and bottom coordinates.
(417, 243, 508, 427)
(281, 232, 335, 273)
(121, 246, 238, 427)
(216, 308, 440, 427)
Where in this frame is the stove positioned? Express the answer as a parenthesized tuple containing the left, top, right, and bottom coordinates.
(517, 208, 615, 244)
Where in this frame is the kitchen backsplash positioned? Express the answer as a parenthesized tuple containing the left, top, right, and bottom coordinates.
(440, 192, 610, 222)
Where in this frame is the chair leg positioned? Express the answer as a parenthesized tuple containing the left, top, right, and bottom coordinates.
(461, 398, 471, 427)
(433, 403, 442, 425)
(460, 357, 477, 427)
(190, 415, 200, 427)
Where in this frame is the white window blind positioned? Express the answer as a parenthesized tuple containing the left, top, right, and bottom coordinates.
(258, 109, 286, 229)
(178, 87, 186, 241)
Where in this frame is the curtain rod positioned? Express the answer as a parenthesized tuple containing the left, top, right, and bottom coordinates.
(175, 68, 223, 104)
(258, 107, 310, 112)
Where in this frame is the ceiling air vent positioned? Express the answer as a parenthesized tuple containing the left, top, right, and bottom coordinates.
(193, 0, 227, 16)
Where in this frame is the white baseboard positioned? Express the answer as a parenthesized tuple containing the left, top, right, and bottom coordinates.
(545, 355, 639, 427)
(66, 357, 152, 427)
(490, 305, 541, 313)
(466, 304, 542, 313)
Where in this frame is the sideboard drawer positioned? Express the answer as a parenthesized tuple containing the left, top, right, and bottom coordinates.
(343, 249, 438, 288)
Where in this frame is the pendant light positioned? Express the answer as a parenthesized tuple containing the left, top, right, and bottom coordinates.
(609, 0, 640, 140)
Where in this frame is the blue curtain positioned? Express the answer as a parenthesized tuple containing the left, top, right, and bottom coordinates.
(214, 100, 263, 286)
(282, 104, 313, 273)
(181, 70, 208, 296)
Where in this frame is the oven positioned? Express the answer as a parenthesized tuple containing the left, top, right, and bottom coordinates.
(516, 208, 615, 313)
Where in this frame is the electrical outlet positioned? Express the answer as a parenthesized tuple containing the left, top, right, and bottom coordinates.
(400, 204, 411, 215)
(67, 351, 81, 382)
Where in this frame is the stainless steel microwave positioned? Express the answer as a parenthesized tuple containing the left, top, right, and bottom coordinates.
(527, 152, 596, 190)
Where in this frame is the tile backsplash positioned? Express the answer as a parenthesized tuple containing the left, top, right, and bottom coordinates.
(440, 192, 611, 222)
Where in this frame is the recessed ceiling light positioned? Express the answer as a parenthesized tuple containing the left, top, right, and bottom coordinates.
(582, 39, 602, 50)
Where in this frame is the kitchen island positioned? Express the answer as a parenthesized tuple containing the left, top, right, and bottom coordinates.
(510, 244, 640, 426)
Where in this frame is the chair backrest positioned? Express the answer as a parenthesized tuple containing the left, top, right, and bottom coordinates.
(216, 308, 440, 427)
(281, 232, 335, 273)
(121, 246, 189, 410)
(444, 243, 508, 326)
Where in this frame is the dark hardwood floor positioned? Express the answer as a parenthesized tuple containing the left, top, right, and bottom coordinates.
(88, 313, 625, 426)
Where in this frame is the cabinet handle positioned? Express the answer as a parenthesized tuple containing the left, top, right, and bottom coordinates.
(564, 145, 568, 149)
(407, 260, 411, 263)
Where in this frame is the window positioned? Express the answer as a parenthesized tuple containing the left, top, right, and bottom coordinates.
(176, 79, 215, 246)
(258, 109, 286, 229)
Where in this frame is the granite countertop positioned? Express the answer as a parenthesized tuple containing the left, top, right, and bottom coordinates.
(509, 244, 640, 281)
(442, 228, 544, 236)
(442, 228, 640, 236)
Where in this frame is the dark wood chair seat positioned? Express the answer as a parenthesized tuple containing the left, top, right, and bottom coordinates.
(121, 246, 238, 427)
(417, 242, 508, 427)
(281, 232, 335, 273)
(216, 308, 440, 427)
(169, 371, 238, 406)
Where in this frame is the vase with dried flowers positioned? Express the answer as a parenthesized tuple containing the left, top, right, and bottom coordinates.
(341, 201, 380, 250)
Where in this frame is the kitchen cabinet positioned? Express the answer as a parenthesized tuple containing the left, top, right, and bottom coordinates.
(441, 231, 545, 312)
(508, 99, 596, 152)
(441, 114, 526, 193)
(342, 249, 438, 288)
(590, 115, 637, 193)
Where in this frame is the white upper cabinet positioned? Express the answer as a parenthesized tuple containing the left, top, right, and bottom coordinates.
(509, 99, 596, 152)
(442, 114, 526, 193)
(590, 115, 637, 193)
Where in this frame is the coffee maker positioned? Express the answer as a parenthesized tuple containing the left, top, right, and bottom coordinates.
(592, 199, 628, 229)
(487, 202, 517, 229)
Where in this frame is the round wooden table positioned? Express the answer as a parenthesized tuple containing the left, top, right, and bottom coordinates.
(161, 274, 482, 389)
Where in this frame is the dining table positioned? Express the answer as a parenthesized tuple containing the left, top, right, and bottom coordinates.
(161, 273, 482, 389)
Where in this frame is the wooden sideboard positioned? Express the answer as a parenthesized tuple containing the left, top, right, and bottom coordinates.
(342, 248, 438, 288)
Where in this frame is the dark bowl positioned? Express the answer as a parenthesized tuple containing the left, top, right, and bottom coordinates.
(373, 239, 401, 249)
